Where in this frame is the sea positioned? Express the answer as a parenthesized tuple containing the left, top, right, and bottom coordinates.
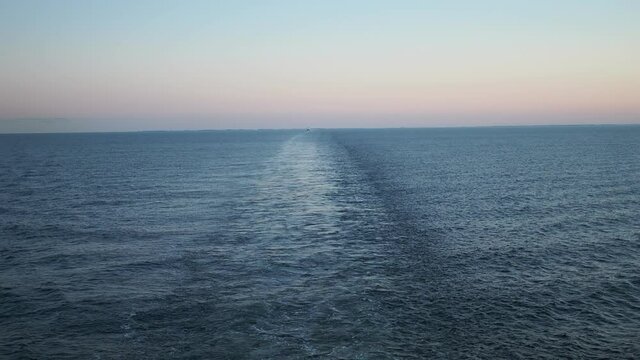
(1, 126, 639, 359)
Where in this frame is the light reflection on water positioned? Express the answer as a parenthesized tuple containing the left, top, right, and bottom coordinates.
(1, 127, 639, 359)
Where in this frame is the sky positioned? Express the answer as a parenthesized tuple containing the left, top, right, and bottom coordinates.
(0, 0, 639, 132)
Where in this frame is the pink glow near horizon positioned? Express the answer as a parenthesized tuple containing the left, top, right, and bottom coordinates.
(0, 1, 638, 130)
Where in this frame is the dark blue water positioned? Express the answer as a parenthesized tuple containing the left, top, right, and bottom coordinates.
(1, 126, 639, 359)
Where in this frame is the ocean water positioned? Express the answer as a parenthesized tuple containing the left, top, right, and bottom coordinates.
(1, 126, 639, 359)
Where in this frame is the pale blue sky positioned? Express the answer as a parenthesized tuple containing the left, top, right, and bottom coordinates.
(1, 0, 639, 131)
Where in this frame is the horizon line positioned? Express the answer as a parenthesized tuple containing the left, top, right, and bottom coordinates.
(2, 122, 640, 135)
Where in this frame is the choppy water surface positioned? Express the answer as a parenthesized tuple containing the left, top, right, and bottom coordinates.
(1, 126, 639, 358)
